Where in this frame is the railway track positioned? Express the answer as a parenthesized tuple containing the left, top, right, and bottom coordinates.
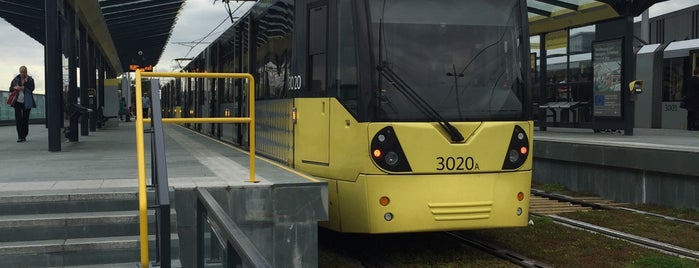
(547, 214, 699, 260)
(445, 231, 554, 268)
(530, 188, 699, 261)
(529, 188, 622, 215)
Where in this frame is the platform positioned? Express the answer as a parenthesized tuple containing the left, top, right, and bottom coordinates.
(534, 127, 699, 211)
(0, 121, 328, 267)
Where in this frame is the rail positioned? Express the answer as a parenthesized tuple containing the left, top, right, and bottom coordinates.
(134, 70, 256, 267)
(195, 188, 272, 268)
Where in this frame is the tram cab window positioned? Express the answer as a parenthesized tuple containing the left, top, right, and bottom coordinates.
(337, 0, 359, 115)
(308, 4, 327, 92)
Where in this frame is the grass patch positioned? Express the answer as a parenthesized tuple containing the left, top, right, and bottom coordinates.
(531, 181, 598, 197)
(624, 203, 699, 222)
(533, 182, 567, 192)
(466, 216, 699, 267)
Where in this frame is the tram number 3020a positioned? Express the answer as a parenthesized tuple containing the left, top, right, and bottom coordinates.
(436, 156, 479, 171)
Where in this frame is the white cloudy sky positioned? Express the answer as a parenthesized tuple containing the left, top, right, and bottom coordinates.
(0, 0, 696, 94)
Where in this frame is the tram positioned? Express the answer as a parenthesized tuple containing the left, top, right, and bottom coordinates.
(161, 0, 533, 233)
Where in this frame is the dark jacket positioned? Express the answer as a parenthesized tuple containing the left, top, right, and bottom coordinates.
(10, 74, 36, 109)
(683, 75, 699, 111)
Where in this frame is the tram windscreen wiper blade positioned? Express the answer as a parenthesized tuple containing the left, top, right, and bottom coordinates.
(376, 62, 465, 142)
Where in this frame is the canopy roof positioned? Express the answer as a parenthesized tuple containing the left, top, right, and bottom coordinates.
(527, 0, 668, 35)
(0, 0, 184, 74)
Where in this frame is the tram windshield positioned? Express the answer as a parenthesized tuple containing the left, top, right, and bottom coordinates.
(370, 0, 526, 121)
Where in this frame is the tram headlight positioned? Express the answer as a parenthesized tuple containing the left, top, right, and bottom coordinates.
(384, 212, 394, 221)
(508, 149, 519, 163)
(385, 152, 399, 166)
(370, 126, 412, 172)
(502, 125, 529, 170)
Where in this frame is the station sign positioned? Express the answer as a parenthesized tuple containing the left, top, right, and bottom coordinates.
(129, 64, 153, 72)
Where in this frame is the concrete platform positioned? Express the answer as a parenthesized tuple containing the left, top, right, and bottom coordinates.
(0, 121, 322, 189)
(534, 127, 699, 210)
(0, 121, 328, 267)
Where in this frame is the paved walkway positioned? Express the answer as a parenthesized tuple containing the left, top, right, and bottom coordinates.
(1, 120, 693, 194)
(535, 127, 699, 152)
(0, 120, 316, 195)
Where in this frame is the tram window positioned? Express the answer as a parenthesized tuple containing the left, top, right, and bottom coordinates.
(309, 6, 327, 54)
(662, 58, 684, 101)
(337, 0, 359, 114)
(308, 4, 327, 92)
(311, 54, 326, 92)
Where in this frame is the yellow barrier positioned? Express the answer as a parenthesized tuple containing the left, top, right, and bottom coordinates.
(134, 70, 256, 267)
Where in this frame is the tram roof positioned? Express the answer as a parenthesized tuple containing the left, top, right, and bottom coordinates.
(0, 0, 184, 75)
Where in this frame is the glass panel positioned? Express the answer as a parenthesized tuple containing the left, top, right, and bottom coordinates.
(309, 5, 327, 55)
(663, 57, 685, 102)
(0, 92, 45, 121)
(310, 54, 326, 92)
(369, 0, 526, 121)
(204, 217, 226, 267)
(337, 0, 359, 115)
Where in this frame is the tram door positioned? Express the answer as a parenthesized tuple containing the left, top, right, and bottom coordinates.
(296, 1, 331, 165)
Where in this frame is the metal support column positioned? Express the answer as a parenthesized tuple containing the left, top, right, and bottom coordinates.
(45, 0, 62, 152)
(66, 5, 79, 141)
(622, 15, 635, 136)
(538, 33, 548, 131)
(99, 56, 105, 112)
(79, 25, 89, 136)
(89, 39, 97, 132)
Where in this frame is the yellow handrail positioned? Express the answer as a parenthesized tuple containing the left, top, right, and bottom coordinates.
(134, 70, 256, 267)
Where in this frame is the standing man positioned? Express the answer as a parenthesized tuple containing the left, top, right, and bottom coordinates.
(10, 66, 35, 142)
(142, 94, 151, 119)
(682, 67, 699, 130)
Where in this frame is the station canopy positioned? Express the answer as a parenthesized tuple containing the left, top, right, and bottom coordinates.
(0, 0, 669, 74)
(527, 0, 668, 35)
(0, 0, 184, 74)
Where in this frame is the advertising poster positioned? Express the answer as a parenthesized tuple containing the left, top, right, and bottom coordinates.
(592, 38, 623, 118)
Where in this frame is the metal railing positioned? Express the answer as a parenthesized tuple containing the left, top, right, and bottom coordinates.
(134, 70, 257, 268)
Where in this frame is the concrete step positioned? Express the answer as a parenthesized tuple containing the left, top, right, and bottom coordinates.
(0, 234, 180, 268)
(59, 259, 183, 268)
(0, 209, 177, 242)
(0, 188, 178, 267)
(0, 188, 175, 216)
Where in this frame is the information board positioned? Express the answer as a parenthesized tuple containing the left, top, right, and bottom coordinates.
(592, 38, 623, 118)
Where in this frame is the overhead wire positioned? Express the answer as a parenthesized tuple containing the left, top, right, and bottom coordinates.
(173, 1, 250, 70)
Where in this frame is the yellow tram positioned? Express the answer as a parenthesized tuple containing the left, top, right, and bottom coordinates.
(164, 0, 533, 233)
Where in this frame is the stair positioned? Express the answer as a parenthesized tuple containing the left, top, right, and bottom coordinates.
(0, 188, 178, 267)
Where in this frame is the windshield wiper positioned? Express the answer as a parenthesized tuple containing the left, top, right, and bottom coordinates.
(376, 62, 465, 142)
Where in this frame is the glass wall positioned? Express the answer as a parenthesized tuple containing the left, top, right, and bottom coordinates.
(532, 25, 595, 127)
(0, 92, 46, 123)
